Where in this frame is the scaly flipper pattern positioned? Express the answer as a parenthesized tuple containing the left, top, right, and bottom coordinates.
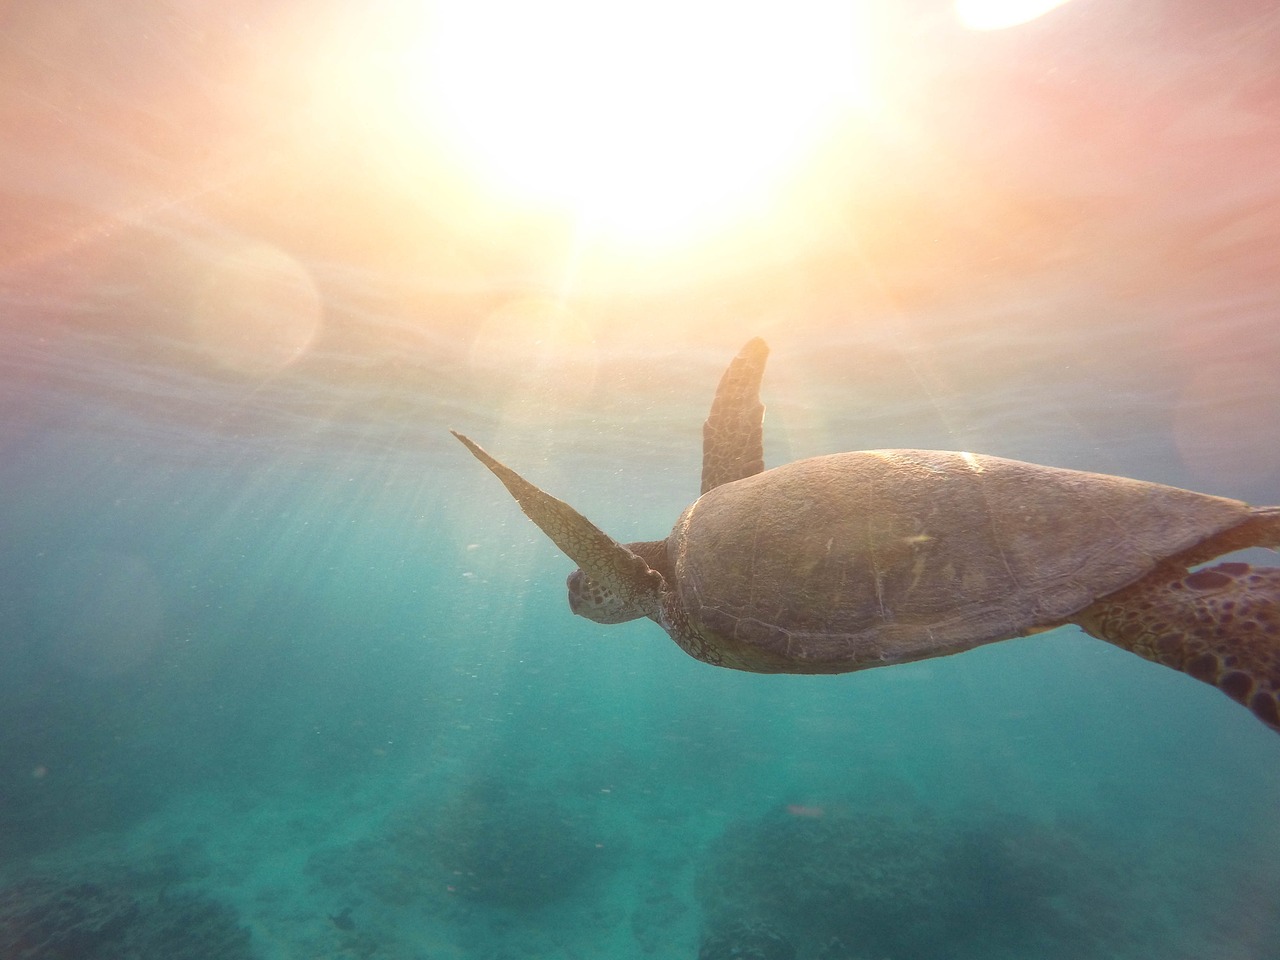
(1076, 562, 1280, 730)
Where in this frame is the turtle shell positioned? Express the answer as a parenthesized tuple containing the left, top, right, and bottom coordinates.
(668, 450, 1251, 674)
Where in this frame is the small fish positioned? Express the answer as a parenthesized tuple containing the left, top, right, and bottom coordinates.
(786, 804, 825, 819)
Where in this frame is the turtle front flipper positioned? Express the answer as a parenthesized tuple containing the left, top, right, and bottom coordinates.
(452, 431, 665, 621)
(701, 338, 769, 495)
(1075, 562, 1280, 732)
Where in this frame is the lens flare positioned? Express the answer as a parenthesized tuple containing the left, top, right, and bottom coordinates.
(190, 241, 322, 376)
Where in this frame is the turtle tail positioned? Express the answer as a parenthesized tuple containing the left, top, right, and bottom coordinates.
(1075, 562, 1280, 732)
(1171, 504, 1280, 565)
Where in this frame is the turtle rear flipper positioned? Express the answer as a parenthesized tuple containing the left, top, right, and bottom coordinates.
(1172, 505, 1280, 565)
(1077, 562, 1280, 731)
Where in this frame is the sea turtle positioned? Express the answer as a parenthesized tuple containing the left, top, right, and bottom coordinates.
(453, 338, 1280, 732)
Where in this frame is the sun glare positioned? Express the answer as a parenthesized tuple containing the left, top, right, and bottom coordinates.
(954, 0, 1074, 31)
(412, 1, 868, 246)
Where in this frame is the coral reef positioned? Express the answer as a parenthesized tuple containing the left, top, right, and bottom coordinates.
(0, 877, 254, 960)
(697, 802, 1135, 960)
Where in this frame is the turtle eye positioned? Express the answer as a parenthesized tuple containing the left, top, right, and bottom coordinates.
(566, 569, 588, 615)
(567, 569, 605, 619)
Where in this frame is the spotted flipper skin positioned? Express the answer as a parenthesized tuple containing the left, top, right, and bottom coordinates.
(701, 338, 768, 495)
(1076, 562, 1280, 731)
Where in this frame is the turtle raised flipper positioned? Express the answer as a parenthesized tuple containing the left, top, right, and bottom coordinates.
(1078, 561, 1280, 730)
(701, 337, 769, 495)
(451, 431, 665, 621)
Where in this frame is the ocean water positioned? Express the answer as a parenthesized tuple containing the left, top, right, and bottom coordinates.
(4, 1, 1280, 959)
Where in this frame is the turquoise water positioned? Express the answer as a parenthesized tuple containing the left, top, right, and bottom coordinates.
(4, 0, 1280, 957)
(4, 313, 1278, 958)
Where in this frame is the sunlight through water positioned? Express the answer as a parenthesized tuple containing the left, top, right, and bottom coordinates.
(466, 295, 601, 427)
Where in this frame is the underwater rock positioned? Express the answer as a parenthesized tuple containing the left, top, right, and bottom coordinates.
(0, 877, 254, 960)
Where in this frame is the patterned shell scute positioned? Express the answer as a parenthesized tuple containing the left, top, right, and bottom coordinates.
(671, 450, 1251, 674)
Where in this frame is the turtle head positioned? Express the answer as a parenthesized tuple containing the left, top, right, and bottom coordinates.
(566, 568, 647, 623)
